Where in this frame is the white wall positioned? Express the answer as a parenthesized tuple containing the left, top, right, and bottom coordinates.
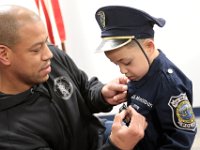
(1, 0, 200, 110)
(0, 0, 38, 12)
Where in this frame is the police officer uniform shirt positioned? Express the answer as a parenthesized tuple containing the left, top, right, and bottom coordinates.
(95, 5, 197, 150)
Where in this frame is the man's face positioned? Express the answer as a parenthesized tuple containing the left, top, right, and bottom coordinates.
(8, 20, 53, 86)
(105, 42, 149, 81)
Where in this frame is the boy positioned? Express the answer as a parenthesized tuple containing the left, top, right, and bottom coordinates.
(95, 5, 197, 150)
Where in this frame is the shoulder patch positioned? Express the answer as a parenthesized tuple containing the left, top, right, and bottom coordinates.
(168, 93, 196, 131)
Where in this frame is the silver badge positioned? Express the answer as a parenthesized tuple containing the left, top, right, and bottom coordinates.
(97, 10, 106, 29)
(54, 76, 73, 100)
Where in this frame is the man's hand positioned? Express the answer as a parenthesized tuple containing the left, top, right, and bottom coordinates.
(110, 106, 147, 150)
(101, 76, 128, 105)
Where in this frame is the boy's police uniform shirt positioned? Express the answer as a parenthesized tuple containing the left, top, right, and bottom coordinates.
(127, 50, 197, 150)
(95, 5, 197, 149)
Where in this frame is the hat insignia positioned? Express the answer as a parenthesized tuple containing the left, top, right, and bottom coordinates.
(97, 11, 105, 29)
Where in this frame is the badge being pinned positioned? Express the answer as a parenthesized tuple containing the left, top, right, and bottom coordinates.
(168, 93, 196, 131)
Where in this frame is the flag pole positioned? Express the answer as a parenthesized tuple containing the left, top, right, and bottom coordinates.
(61, 42, 66, 52)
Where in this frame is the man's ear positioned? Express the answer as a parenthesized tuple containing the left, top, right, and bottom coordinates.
(0, 45, 11, 65)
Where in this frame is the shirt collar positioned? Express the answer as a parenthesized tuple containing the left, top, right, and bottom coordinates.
(128, 49, 165, 89)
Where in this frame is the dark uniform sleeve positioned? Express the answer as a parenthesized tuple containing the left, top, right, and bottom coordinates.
(48, 44, 113, 113)
(48, 44, 115, 149)
(155, 70, 197, 150)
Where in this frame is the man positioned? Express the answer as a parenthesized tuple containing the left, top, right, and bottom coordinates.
(0, 5, 147, 150)
(95, 5, 197, 150)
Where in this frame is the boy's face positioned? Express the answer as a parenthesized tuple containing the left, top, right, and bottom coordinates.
(105, 41, 150, 81)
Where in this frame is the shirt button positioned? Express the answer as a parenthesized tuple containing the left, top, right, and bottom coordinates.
(167, 68, 173, 74)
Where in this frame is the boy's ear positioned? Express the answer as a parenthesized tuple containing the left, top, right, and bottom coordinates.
(0, 45, 11, 65)
(144, 39, 155, 53)
(147, 39, 155, 49)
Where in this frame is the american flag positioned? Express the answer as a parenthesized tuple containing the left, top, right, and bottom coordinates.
(35, 0, 66, 51)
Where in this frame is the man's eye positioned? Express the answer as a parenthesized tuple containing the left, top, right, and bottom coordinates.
(32, 43, 45, 52)
(32, 47, 42, 52)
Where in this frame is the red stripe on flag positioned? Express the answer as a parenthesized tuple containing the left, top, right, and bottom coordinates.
(35, 0, 55, 44)
(35, 0, 39, 9)
(51, 0, 66, 42)
(40, 0, 55, 44)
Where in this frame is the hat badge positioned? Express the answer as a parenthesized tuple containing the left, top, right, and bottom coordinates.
(97, 10, 106, 29)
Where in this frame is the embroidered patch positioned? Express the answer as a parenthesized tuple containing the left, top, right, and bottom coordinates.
(130, 95, 153, 109)
(54, 76, 73, 100)
(168, 93, 196, 131)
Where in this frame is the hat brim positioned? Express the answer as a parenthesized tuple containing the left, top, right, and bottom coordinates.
(95, 36, 135, 53)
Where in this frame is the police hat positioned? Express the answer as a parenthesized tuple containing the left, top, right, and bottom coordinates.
(95, 5, 165, 52)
